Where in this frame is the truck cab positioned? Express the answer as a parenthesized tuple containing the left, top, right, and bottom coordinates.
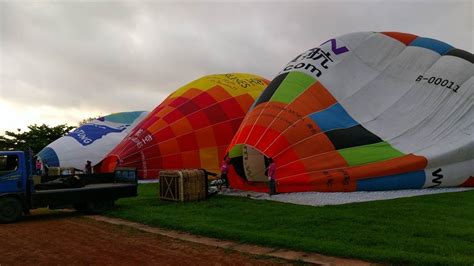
(0, 151, 137, 223)
(0, 151, 31, 210)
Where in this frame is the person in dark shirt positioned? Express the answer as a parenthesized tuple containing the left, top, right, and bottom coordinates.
(42, 160, 49, 177)
(85, 160, 92, 175)
(220, 156, 230, 189)
(267, 158, 277, 196)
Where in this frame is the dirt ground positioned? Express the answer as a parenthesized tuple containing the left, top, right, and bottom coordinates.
(0, 210, 293, 265)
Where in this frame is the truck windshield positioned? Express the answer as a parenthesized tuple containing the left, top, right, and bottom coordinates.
(0, 155, 19, 176)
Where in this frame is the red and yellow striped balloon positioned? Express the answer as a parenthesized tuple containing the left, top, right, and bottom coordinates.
(98, 73, 268, 178)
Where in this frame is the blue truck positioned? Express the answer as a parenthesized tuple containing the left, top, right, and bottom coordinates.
(0, 151, 138, 223)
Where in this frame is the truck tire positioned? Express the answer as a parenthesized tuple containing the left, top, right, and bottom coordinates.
(74, 200, 115, 214)
(0, 197, 22, 223)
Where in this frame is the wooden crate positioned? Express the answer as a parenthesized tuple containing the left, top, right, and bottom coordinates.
(48, 167, 61, 176)
(159, 169, 208, 202)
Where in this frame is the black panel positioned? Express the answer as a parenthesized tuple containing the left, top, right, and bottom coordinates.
(445, 48, 474, 64)
(253, 73, 288, 106)
(325, 125, 382, 150)
(230, 156, 247, 181)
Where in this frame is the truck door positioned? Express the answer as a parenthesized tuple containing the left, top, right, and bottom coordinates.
(0, 154, 24, 194)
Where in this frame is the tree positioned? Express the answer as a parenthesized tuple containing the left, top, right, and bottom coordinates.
(79, 114, 103, 126)
(0, 124, 75, 154)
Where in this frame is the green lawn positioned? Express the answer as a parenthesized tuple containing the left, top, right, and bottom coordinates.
(105, 184, 474, 265)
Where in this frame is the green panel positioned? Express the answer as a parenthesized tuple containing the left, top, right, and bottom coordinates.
(104, 111, 145, 124)
(229, 144, 243, 158)
(338, 142, 404, 166)
(270, 71, 315, 104)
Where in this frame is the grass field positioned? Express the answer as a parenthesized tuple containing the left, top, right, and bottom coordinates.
(105, 183, 474, 265)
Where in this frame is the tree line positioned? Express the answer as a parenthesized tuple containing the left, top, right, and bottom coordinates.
(0, 124, 75, 154)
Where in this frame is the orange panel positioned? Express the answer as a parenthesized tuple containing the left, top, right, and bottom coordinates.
(178, 87, 203, 100)
(207, 85, 232, 101)
(158, 139, 180, 156)
(252, 102, 286, 126)
(217, 146, 227, 161)
(234, 125, 253, 144)
(169, 117, 193, 137)
(194, 126, 217, 148)
(199, 147, 219, 173)
(148, 119, 168, 133)
(244, 109, 264, 125)
(253, 114, 277, 127)
(254, 128, 281, 153)
(236, 94, 257, 110)
(155, 105, 174, 118)
(277, 163, 305, 178)
(301, 151, 348, 172)
(382, 32, 418, 45)
(290, 133, 335, 159)
(347, 154, 427, 180)
(276, 170, 354, 192)
(246, 124, 268, 147)
(280, 118, 321, 147)
(264, 135, 290, 157)
(181, 150, 201, 168)
(287, 81, 337, 116)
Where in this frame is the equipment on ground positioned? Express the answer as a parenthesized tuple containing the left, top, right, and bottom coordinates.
(159, 169, 210, 202)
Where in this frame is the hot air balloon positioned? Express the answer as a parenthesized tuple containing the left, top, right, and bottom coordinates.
(227, 32, 473, 193)
(37, 111, 148, 170)
(98, 73, 269, 178)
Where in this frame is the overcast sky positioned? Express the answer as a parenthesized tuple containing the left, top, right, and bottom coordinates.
(0, 0, 472, 134)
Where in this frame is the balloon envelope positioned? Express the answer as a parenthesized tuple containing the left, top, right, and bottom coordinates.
(227, 32, 473, 192)
(98, 73, 269, 178)
(37, 111, 148, 170)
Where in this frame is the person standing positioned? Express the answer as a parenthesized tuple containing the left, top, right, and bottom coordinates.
(220, 156, 230, 189)
(42, 160, 49, 177)
(35, 159, 42, 175)
(267, 158, 276, 195)
(84, 160, 92, 175)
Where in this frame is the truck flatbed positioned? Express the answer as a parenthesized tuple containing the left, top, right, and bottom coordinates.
(31, 181, 137, 209)
(1, 150, 138, 223)
(34, 182, 136, 194)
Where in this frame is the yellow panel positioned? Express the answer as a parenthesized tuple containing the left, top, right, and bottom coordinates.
(169, 73, 267, 98)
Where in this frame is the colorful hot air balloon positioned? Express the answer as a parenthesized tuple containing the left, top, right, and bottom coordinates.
(37, 111, 148, 170)
(98, 73, 269, 178)
(227, 32, 473, 193)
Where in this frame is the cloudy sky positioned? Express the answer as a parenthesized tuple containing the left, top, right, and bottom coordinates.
(0, 0, 472, 134)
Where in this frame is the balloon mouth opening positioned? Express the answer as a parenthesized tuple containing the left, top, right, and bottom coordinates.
(95, 155, 119, 173)
(229, 144, 270, 182)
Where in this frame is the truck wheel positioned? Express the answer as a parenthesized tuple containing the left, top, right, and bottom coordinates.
(75, 200, 115, 214)
(0, 197, 22, 223)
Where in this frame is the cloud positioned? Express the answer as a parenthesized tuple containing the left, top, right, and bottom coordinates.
(0, 0, 472, 134)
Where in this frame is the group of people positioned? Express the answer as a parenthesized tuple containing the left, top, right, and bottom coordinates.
(220, 156, 277, 196)
(34, 155, 278, 194)
(33, 158, 93, 177)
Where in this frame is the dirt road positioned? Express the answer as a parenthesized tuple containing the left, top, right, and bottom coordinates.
(0, 210, 292, 265)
